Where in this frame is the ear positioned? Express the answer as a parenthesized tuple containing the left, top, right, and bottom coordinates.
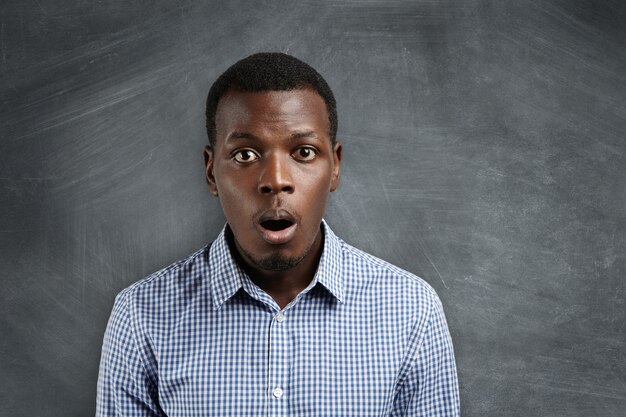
(330, 140, 342, 192)
(203, 145, 219, 196)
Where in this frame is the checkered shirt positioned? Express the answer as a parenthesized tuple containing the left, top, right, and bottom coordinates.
(96, 220, 460, 416)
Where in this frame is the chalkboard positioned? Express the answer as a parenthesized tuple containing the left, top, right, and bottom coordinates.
(1, 1, 624, 416)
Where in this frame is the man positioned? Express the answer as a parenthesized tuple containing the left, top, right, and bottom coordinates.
(96, 52, 460, 416)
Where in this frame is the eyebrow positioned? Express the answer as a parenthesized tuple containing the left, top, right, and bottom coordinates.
(226, 130, 319, 142)
(226, 131, 260, 142)
(289, 130, 318, 140)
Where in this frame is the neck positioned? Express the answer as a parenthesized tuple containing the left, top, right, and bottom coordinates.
(228, 226, 324, 309)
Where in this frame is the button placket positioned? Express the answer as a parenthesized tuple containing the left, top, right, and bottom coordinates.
(267, 310, 290, 414)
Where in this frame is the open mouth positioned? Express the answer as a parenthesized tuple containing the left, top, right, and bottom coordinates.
(256, 209, 298, 244)
(260, 219, 294, 231)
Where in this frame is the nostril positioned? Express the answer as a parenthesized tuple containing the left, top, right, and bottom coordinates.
(258, 184, 293, 194)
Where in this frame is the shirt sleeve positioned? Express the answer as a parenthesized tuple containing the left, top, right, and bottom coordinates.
(392, 293, 461, 416)
(96, 290, 164, 416)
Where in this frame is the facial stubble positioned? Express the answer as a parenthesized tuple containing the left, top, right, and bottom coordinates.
(236, 228, 321, 272)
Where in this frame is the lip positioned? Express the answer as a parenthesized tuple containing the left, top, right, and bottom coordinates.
(256, 209, 298, 245)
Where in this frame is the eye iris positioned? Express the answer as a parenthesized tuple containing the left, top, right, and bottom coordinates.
(300, 148, 311, 158)
(239, 151, 252, 161)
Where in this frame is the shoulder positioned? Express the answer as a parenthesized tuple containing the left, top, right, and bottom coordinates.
(337, 237, 441, 316)
(113, 244, 211, 316)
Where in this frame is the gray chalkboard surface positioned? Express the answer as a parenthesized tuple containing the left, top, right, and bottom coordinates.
(1, 1, 624, 416)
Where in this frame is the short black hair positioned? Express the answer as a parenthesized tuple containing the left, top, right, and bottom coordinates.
(205, 52, 337, 148)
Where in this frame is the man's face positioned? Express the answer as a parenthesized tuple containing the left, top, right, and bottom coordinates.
(204, 88, 342, 271)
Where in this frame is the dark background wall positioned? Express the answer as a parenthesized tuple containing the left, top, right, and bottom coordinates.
(1, 0, 624, 415)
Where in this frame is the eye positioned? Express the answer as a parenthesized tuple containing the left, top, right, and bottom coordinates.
(233, 149, 259, 164)
(293, 146, 317, 161)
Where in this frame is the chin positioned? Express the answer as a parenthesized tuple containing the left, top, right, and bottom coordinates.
(254, 253, 305, 271)
(244, 238, 315, 272)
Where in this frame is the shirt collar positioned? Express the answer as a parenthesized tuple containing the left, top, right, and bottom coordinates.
(209, 219, 344, 310)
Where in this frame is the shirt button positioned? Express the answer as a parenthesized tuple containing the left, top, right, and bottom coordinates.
(275, 312, 285, 323)
(272, 387, 283, 399)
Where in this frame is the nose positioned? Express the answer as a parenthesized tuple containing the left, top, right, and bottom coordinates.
(258, 153, 294, 195)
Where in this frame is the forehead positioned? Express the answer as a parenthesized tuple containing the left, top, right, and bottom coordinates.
(214, 88, 330, 142)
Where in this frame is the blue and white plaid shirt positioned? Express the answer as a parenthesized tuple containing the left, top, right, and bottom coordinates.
(97, 220, 460, 416)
